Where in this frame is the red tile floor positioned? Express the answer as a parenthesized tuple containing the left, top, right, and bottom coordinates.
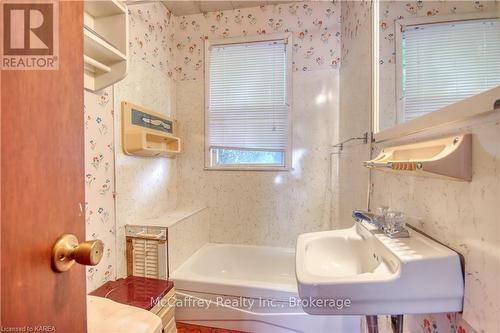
(176, 322, 246, 333)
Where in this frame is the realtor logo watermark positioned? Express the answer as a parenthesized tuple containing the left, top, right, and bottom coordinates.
(0, 0, 59, 70)
(151, 296, 352, 311)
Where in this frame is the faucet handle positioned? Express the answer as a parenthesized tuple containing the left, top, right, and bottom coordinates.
(386, 211, 405, 231)
(385, 211, 410, 238)
(376, 206, 390, 218)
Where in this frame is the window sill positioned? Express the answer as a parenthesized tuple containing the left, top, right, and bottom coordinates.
(204, 166, 292, 172)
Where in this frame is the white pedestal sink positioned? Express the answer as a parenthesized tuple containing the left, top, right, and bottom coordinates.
(296, 223, 464, 315)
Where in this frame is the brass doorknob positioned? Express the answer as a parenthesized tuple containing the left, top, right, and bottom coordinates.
(51, 234, 104, 272)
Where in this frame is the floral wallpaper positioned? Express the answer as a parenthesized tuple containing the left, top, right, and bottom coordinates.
(339, 1, 499, 332)
(84, 2, 176, 291)
(378, 0, 499, 131)
(128, 2, 176, 77)
(340, 0, 372, 64)
(413, 312, 474, 333)
(84, 88, 116, 292)
(379, 0, 498, 66)
(174, 1, 341, 81)
(375, 2, 499, 332)
(82, 6, 498, 332)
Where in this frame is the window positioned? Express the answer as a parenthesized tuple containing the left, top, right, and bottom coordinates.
(205, 34, 292, 170)
(398, 17, 500, 122)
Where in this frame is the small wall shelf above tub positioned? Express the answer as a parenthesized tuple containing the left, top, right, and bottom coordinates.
(122, 101, 181, 158)
(84, 0, 128, 91)
(364, 134, 471, 181)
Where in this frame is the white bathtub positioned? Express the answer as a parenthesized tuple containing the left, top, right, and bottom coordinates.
(171, 243, 361, 333)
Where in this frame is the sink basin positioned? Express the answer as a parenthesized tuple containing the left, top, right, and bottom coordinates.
(296, 224, 464, 315)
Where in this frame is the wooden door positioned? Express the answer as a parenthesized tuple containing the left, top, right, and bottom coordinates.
(1, 2, 86, 332)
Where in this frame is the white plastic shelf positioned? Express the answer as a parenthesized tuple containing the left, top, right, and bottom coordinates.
(83, 0, 128, 91)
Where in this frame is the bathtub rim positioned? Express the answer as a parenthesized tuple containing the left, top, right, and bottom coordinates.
(170, 243, 299, 301)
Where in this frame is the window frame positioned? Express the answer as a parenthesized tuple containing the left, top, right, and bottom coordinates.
(204, 32, 293, 171)
(394, 12, 499, 124)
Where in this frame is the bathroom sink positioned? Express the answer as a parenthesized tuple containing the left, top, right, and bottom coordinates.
(87, 296, 162, 333)
(295, 224, 464, 315)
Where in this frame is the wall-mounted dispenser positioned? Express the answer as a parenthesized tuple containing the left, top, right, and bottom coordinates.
(122, 101, 181, 157)
(365, 134, 472, 181)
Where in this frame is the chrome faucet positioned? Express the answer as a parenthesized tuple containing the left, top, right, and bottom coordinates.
(352, 209, 409, 238)
(352, 210, 384, 230)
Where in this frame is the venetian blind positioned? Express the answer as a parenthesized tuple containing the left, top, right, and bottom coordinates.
(403, 19, 500, 121)
(207, 40, 288, 151)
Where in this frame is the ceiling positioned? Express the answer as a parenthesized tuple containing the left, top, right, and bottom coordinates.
(162, 1, 297, 16)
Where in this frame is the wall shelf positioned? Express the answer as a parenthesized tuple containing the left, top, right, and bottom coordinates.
(84, 28, 126, 64)
(84, 0, 128, 91)
(85, 0, 126, 17)
(122, 101, 181, 158)
(84, 55, 111, 74)
(364, 134, 472, 181)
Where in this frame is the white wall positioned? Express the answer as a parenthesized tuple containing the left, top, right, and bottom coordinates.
(113, 3, 178, 278)
(340, 1, 500, 332)
(371, 116, 500, 333)
(174, 1, 342, 247)
(85, 4, 500, 332)
(338, 1, 372, 226)
(176, 70, 339, 247)
(374, 1, 500, 332)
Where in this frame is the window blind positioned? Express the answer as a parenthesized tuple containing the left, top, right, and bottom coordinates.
(207, 40, 288, 151)
(403, 19, 500, 121)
